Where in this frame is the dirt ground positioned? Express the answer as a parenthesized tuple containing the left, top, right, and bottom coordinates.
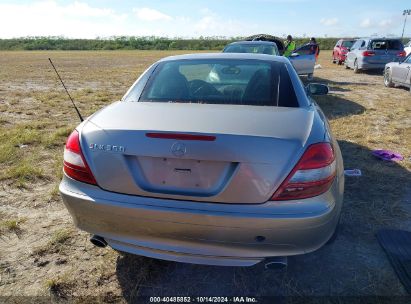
(0, 50, 410, 302)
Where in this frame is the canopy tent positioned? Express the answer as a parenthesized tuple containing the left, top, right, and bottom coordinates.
(244, 34, 285, 55)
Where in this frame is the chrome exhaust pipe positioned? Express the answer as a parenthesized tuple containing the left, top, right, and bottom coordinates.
(90, 235, 107, 248)
(264, 257, 288, 270)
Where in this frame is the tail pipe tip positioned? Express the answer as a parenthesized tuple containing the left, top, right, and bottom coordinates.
(90, 235, 107, 248)
(264, 256, 288, 270)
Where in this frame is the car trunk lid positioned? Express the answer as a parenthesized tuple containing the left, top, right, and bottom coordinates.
(80, 102, 315, 204)
(367, 40, 404, 64)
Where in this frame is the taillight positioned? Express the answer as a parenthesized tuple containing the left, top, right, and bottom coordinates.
(270, 143, 336, 201)
(397, 51, 406, 57)
(362, 51, 375, 57)
(63, 130, 97, 185)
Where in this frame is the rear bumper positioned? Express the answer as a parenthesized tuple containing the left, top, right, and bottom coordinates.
(60, 174, 343, 266)
(358, 61, 390, 70)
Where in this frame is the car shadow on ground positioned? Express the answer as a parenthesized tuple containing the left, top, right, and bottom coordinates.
(115, 148, 410, 301)
(305, 75, 379, 90)
(391, 85, 411, 93)
(307, 78, 373, 88)
(314, 94, 365, 120)
(300, 76, 367, 118)
(302, 76, 367, 119)
(330, 68, 385, 77)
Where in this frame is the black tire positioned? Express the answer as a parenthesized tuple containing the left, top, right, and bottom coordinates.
(353, 59, 360, 73)
(383, 68, 394, 87)
(337, 60, 342, 65)
(344, 61, 350, 69)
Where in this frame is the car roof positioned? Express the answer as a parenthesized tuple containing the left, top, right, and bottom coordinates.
(158, 52, 290, 63)
(227, 41, 277, 46)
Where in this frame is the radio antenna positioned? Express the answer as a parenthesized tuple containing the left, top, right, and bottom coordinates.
(48, 58, 83, 122)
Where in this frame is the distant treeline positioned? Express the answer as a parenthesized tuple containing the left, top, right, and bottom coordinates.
(0, 37, 236, 51)
(0, 36, 409, 51)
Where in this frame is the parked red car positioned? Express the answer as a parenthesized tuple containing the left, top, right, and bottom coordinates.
(332, 39, 355, 65)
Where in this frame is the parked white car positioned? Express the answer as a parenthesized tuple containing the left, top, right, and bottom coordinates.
(384, 54, 411, 92)
(405, 40, 411, 56)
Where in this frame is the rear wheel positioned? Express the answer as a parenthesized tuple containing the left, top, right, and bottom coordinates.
(353, 59, 360, 73)
(337, 60, 342, 65)
(383, 68, 394, 87)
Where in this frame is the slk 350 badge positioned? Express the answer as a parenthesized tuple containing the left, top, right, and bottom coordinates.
(89, 143, 125, 152)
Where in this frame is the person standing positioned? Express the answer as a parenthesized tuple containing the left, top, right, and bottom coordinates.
(283, 35, 296, 57)
(309, 37, 320, 62)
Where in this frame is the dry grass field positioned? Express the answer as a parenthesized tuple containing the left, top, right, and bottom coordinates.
(0, 50, 410, 302)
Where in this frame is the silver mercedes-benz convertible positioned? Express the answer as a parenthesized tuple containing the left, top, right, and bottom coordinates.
(60, 53, 344, 267)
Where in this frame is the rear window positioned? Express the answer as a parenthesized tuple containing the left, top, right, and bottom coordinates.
(370, 39, 403, 50)
(133, 59, 299, 107)
(224, 44, 279, 55)
(342, 40, 354, 48)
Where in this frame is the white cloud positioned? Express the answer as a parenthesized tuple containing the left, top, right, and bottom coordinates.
(65, 2, 115, 17)
(0, 1, 252, 38)
(360, 18, 373, 28)
(195, 9, 218, 31)
(320, 18, 339, 26)
(193, 8, 259, 37)
(379, 19, 392, 27)
(0, 1, 128, 38)
(359, 16, 399, 33)
(200, 8, 213, 15)
(133, 7, 172, 21)
(0, 1, 407, 39)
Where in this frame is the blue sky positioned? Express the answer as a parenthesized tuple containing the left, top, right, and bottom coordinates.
(0, 0, 410, 38)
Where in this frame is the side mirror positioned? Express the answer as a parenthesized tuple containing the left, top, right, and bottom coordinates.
(290, 52, 299, 57)
(306, 83, 329, 96)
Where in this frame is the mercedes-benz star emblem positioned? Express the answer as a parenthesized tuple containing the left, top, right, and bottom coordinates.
(171, 142, 186, 157)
